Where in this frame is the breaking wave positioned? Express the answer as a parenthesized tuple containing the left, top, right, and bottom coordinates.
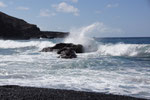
(0, 39, 54, 49)
(0, 40, 150, 57)
(96, 43, 150, 57)
(64, 22, 100, 52)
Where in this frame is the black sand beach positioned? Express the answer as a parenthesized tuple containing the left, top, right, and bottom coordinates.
(0, 85, 147, 100)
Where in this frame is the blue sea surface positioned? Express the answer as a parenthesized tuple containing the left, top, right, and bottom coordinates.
(0, 37, 150, 99)
(95, 37, 150, 44)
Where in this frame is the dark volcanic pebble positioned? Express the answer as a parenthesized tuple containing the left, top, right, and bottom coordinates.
(0, 85, 147, 100)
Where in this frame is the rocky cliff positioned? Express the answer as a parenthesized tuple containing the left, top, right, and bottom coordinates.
(0, 12, 69, 39)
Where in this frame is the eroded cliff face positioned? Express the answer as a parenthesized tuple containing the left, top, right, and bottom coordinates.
(0, 12, 68, 39)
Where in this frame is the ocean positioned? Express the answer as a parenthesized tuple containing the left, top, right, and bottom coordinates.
(0, 36, 150, 99)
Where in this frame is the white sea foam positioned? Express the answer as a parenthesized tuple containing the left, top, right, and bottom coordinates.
(0, 67, 150, 99)
(96, 43, 150, 57)
(0, 39, 150, 99)
(0, 40, 55, 49)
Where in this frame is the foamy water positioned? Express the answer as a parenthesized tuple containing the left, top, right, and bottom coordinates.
(0, 38, 150, 99)
(0, 23, 150, 99)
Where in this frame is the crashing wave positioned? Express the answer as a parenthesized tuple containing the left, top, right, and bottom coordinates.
(97, 43, 150, 57)
(0, 39, 54, 49)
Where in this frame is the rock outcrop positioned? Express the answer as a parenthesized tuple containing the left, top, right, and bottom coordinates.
(0, 11, 68, 39)
(41, 43, 84, 58)
(41, 43, 84, 53)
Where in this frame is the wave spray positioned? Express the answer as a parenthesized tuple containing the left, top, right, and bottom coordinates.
(64, 22, 100, 52)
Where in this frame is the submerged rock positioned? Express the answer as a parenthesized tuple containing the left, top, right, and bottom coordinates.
(41, 43, 84, 59)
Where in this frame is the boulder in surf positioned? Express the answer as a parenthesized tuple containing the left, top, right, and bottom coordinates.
(41, 43, 84, 58)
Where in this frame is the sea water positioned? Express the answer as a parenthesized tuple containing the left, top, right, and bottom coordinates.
(0, 22, 150, 99)
(0, 37, 150, 99)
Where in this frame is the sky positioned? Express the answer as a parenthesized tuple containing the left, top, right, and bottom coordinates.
(0, 0, 150, 37)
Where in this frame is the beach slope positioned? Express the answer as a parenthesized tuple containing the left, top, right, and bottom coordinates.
(0, 85, 147, 100)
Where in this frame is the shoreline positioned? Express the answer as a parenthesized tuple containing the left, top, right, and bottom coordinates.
(0, 85, 147, 100)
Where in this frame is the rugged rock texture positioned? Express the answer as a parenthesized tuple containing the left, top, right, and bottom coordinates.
(41, 43, 84, 58)
(0, 11, 68, 39)
(41, 43, 84, 53)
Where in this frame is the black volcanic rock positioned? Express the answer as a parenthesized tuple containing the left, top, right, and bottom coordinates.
(41, 43, 84, 53)
(41, 43, 84, 58)
(0, 11, 68, 39)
